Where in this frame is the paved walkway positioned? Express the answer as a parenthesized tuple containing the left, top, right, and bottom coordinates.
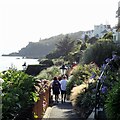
(43, 100, 81, 120)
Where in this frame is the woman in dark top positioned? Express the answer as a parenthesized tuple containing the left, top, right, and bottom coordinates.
(52, 77, 61, 103)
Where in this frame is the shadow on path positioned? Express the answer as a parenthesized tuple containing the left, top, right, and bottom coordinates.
(47, 100, 82, 120)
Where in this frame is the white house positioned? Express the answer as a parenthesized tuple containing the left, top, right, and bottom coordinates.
(81, 1, 120, 43)
(113, 1, 120, 43)
(81, 24, 111, 41)
(94, 24, 111, 38)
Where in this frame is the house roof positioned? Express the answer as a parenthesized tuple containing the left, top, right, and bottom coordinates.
(101, 29, 107, 33)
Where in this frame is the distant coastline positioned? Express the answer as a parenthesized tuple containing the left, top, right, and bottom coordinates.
(2, 52, 20, 57)
(0, 56, 39, 72)
(2, 53, 38, 59)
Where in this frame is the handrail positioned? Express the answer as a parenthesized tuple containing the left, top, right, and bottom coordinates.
(94, 55, 120, 119)
(94, 66, 107, 119)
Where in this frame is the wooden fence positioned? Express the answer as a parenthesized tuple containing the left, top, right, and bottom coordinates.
(33, 80, 51, 120)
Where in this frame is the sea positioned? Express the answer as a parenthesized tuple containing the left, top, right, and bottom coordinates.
(0, 56, 39, 72)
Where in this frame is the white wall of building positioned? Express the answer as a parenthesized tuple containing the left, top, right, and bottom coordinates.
(94, 24, 110, 38)
(114, 1, 120, 43)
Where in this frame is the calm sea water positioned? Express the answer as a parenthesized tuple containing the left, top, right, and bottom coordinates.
(0, 56, 39, 72)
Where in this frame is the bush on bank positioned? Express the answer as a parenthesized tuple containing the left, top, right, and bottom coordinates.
(105, 78, 120, 120)
(67, 63, 100, 118)
(1, 70, 39, 120)
(37, 66, 61, 81)
(82, 39, 120, 67)
(66, 63, 99, 95)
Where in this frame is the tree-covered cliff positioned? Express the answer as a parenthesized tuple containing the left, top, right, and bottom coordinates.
(3, 31, 83, 59)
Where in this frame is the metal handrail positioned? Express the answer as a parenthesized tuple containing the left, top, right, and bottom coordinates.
(94, 61, 113, 119)
(94, 55, 120, 119)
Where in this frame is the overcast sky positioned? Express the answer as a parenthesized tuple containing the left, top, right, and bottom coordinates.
(0, 0, 119, 55)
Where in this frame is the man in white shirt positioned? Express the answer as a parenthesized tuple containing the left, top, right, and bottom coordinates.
(60, 75, 67, 103)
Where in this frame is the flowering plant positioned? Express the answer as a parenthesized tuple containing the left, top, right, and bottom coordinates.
(95, 53, 120, 119)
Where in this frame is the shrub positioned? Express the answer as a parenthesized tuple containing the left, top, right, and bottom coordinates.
(1, 70, 39, 120)
(39, 59, 54, 67)
(66, 63, 99, 95)
(103, 32, 113, 40)
(37, 66, 61, 81)
(52, 59, 64, 66)
(82, 40, 120, 67)
(105, 78, 120, 120)
(67, 63, 99, 118)
(70, 81, 96, 119)
(70, 83, 88, 106)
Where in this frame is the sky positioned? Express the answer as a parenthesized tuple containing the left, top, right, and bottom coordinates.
(0, 0, 119, 55)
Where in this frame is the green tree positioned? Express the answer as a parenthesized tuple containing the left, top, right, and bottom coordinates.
(103, 32, 113, 40)
(84, 34, 89, 42)
(56, 35, 75, 56)
(87, 37, 98, 44)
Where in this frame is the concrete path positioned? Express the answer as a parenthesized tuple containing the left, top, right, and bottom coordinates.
(43, 100, 81, 120)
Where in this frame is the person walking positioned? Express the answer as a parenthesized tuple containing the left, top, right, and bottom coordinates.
(60, 75, 67, 103)
(51, 77, 61, 103)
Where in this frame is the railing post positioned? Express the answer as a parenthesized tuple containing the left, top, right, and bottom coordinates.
(43, 88, 49, 111)
(33, 93, 44, 119)
(33, 83, 51, 120)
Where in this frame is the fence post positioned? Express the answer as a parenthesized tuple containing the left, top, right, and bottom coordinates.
(33, 85, 51, 120)
(33, 93, 44, 119)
